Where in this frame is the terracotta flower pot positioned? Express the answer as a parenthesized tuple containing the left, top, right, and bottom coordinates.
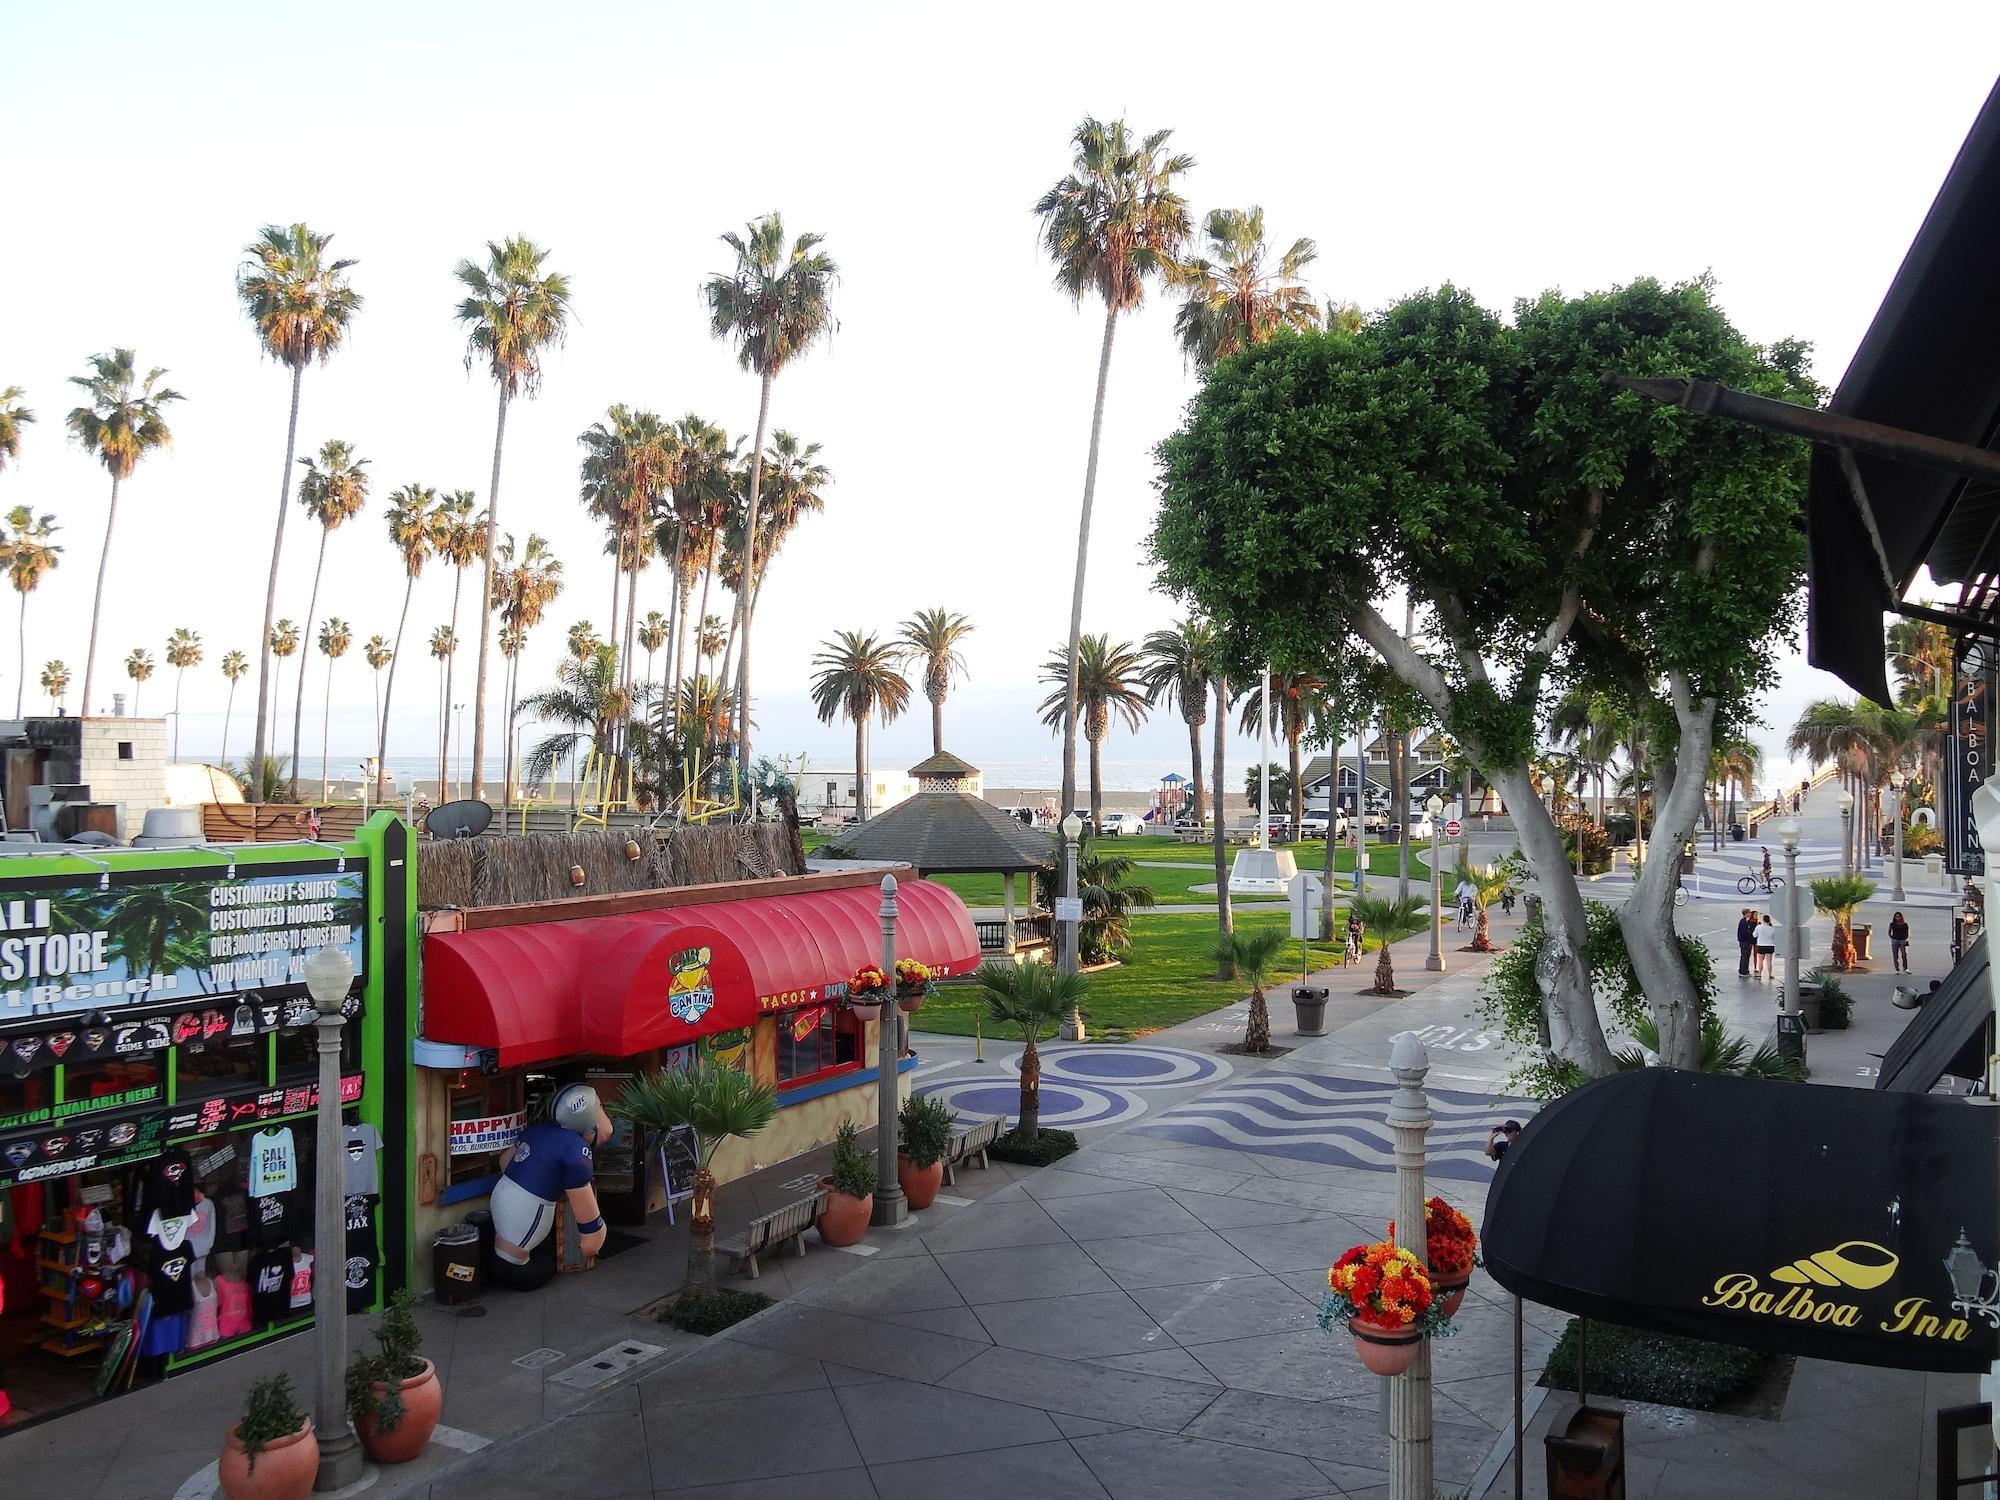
(219, 1420, 318, 1500)
(1348, 1315, 1422, 1376)
(816, 1182, 873, 1246)
(896, 992, 924, 1014)
(898, 1154, 943, 1210)
(356, 1358, 442, 1464)
(1431, 1273, 1469, 1321)
(847, 996, 885, 1022)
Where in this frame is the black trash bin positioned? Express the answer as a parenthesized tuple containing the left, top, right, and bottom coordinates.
(433, 1223, 483, 1304)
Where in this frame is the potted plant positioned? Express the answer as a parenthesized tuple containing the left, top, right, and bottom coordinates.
(893, 958, 934, 1014)
(1422, 1197, 1478, 1319)
(816, 1119, 875, 1246)
(219, 1373, 317, 1500)
(897, 1092, 955, 1210)
(846, 965, 889, 1020)
(345, 1288, 442, 1464)
(1316, 1235, 1455, 1376)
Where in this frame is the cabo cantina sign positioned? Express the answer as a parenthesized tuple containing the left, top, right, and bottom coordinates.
(1703, 1239, 1973, 1348)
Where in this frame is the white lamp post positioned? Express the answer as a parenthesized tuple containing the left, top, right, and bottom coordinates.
(1888, 772, 1906, 902)
(303, 945, 361, 1491)
(1779, 820, 1802, 1018)
(1838, 788, 1855, 877)
(1058, 812, 1086, 1040)
(1425, 794, 1446, 973)
(872, 875, 907, 1226)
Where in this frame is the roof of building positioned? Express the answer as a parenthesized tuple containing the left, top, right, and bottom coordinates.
(828, 788, 1054, 873)
(908, 750, 980, 779)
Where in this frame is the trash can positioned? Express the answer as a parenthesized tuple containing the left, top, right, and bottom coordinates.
(1853, 923, 1872, 961)
(433, 1224, 483, 1304)
(1730, 823, 1746, 842)
(1546, 1404, 1626, 1499)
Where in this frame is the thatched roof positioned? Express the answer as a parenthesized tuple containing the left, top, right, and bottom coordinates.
(829, 793, 1052, 874)
(417, 823, 803, 910)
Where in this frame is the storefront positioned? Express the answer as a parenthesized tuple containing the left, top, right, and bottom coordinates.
(0, 814, 413, 1424)
(411, 868, 978, 1276)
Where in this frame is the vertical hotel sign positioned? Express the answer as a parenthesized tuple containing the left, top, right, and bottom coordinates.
(1945, 638, 1994, 875)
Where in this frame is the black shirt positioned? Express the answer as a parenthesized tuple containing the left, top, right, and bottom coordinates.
(1890, 918, 1911, 941)
(139, 1148, 197, 1221)
(251, 1190, 290, 1246)
(1736, 917, 1757, 944)
(250, 1245, 292, 1324)
(149, 1237, 196, 1315)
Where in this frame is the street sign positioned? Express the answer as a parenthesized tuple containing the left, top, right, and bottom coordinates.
(1445, 819, 1462, 838)
(1053, 897, 1084, 923)
(1288, 871, 1326, 940)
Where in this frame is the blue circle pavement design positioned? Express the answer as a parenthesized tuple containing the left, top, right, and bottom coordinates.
(1010, 1044, 1232, 1089)
(918, 1076, 1146, 1129)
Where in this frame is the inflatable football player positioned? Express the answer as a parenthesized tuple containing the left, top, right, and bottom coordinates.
(490, 1084, 612, 1267)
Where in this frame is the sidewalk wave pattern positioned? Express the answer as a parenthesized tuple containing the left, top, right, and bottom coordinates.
(1588, 837, 1956, 906)
(917, 1045, 1233, 1132)
(1128, 1070, 1526, 1183)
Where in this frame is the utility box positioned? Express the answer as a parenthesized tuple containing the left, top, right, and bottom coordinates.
(1546, 1403, 1626, 1499)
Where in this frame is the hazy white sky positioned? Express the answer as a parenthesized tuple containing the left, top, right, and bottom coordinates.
(3, 3, 1995, 788)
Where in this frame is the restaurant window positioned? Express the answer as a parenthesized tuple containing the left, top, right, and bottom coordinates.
(448, 1071, 526, 1188)
(59, 1053, 161, 1105)
(774, 1005, 860, 1089)
(176, 1031, 269, 1096)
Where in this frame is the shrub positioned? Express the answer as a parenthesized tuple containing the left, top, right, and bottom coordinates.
(898, 1092, 955, 1169)
(1810, 969, 1853, 1030)
(661, 1287, 774, 1335)
(827, 1120, 876, 1198)
(346, 1287, 428, 1433)
(1556, 812, 1612, 875)
(1903, 820, 1943, 857)
(239, 1373, 308, 1473)
(1542, 1319, 1772, 1410)
(988, 1125, 1079, 1165)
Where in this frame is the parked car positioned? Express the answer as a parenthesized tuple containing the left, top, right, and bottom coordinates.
(1299, 811, 1350, 840)
(1099, 811, 1147, 837)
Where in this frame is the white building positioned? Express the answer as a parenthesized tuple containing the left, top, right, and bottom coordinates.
(796, 758, 985, 822)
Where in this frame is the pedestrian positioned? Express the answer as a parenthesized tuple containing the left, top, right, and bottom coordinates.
(1347, 910, 1365, 966)
(1754, 912, 1777, 979)
(1736, 908, 1756, 976)
(1485, 1120, 1523, 1162)
(1792, 789, 1802, 815)
(1889, 910, 1911, 973)
(1761, 846, 1773, 888)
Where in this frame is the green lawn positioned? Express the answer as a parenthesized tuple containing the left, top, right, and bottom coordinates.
(930, 844, 1430, 909)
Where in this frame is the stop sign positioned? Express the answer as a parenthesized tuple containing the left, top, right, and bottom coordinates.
(1444, 818, 1462, 837)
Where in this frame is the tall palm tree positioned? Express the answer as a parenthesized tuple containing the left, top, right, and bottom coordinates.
(432, 491, 486, 796)
(492, 532, 563, 807)
(317, 616, 351, 799)
(1237, 670, 1322, 834)
(1138, 620, 1216, 827)
(216, 648, 246, 768)
(1886, 616, 1951, 704)
(430, 625, 458, 793)
(1789, 698, 1880, 868)
(0, 388, 33, 471)
(238, 224, 362, 800)
(697, 614, 726, 667)
(704, 214, 838, 775)
(41, 659, 69, 713)
(566, 620, 600, 660)
(637, 611, 668, 696)
(578, 405, 673, 760)
(1709, 734, 1762, 850)
(363, 636, 392, 781)
(454, 236, 572, 801)
(1035, 115, 1194, 827)
(657, 414, 738, 708)
(290, 439, 370, 793)
(124, 648, 154, 714)
(65, 349, 182, 716)
(379, 486, 444, 795)
(0, 507, 60, 716)
(268, 619, 300, 774)
(720, 429, 830, 689)
(1037, 634, 1149, 826)
(808, 631, 910, 822)
(1171, 206, 1320, 367)
(1550, 688, 1627, 829)
(165, 628, 202, 761)
(896, 609, 975, 755)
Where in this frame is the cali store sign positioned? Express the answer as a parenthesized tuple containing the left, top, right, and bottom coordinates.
(0, 868, 366, 1020)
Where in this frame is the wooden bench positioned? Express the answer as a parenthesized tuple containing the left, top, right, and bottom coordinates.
(718, 1189, 827, 1279)
(941, 1115, 1005, 1186)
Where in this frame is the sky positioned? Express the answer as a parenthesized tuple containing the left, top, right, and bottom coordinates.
(2, 4, 1996, 793)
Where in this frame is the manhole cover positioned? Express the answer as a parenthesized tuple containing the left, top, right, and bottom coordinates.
(549, 1340, 671, 1390)
(511, 1347, 566, 1370)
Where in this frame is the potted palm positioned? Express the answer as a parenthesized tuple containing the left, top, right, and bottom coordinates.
(816, 1120, 875, 1246)
(1222, 928, 1289, 1052)
(1810, 875, 1877, 971)
(897, 1092, 955, 1210)
(219, 1373, 316, 1500)
(346, 1288, 441, 1464)
(616, 1062, 777, 1292)
(972, 959, 1086, 1149)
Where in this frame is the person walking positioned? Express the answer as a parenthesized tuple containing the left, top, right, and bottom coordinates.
(1889, 910, 1911, 973)
(1753, 912, 1777, 980)
(1792, 788, 1803, 815)
(1761, 846, 1773, 889)
(1736, 908, 1757, 977)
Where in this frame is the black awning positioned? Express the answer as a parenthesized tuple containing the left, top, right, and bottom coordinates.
(1878, 933, 1993, 1093)
(1484, 1069, 1998, 1373)
(1806, 79, 2000, 702)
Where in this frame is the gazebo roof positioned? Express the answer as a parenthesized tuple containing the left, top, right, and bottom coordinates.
(908, 750, 979, 780)
(830, 791, 1053, 874)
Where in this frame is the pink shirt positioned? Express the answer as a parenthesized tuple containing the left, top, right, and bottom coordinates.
(186, 1277, 220, 1349)
(289, 1251, 314, 1309)
(215, 1275, 251, 1339)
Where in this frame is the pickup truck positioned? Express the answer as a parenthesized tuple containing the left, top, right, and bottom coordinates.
(1298, 811, 1350, 840)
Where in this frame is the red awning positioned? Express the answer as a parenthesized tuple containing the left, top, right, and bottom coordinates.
(420, 879, 979, 1067)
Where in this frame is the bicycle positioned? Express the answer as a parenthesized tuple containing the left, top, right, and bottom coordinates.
(1673, 884, 1691, 907)
(1736, 873, 1786, 895)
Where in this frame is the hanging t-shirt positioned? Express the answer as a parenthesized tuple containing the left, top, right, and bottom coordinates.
(146, 1207, 197, 1252)
(215, 1189, 250, 1253)
(215, 1274, 252, 1339)
(141, 1148, 196, 1219)
(250, 1246, 291, 1324)
(287, 1249, 314, 1310)
(248, 1128, 297, 1197)
(185, 1277, 220, 1349)
(148, 1236, 196, 1316)
(187, 1194, 216, 1261)
(251, 1191, 290, 1247)
(344, 1194, 378, 1314)
(341, 1123, 382, 1197)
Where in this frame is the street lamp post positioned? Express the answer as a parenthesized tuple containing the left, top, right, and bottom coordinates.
(1387, 1032, 1435, 1497)
(1888, 772, 1907, 902)
(1058, 813, 1087, 1040)
(303, 945, 361, 1491)
(1425, 794, 1446, 973)
(872, 874, 907, 1227)
(1838, 789, 1855, 877)
(1777, 819, 1808, 1071)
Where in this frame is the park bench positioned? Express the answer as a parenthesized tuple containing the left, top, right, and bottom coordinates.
(941, 1115, 1005, 1186)
(717, 1188, 827, 1279)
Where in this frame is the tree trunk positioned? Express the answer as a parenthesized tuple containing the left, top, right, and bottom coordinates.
(290, 524, 327, 805)
(1017, 1036, 1041, 1143)
(1212, 677, 1234, 978)
(81, 471, 124, 722)
(13, 591, 24, 719)
(440, 568, 463, 800)
(1088, 731, 1103, 829)
(1370, 941, 1396, 995)
(219, 676, 233, 770)
(1186, 712, 1206, 827)
(470, 387, 510, 801)
(854, 714, 869, 822)
(931, 692, 944, 756)
(378, 576, 414, 799)
(1320, 715, 1341, 941)
(662, 524, 685, 744)
(686, 1166, 717, 1292)
(1245, 984, 1270, 1054)
(734, 373, 775, 778)
(250, 365, 304, 803)
(1058, 305, 1120, 837)
(322, 658, 334, 801)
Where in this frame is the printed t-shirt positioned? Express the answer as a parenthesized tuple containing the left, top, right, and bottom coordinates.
(250, 1246, 292, 1324)
(215, 1274, 252, 1339)
(147, 1207, 196, 1252)
(344, 1194, 378, 1314)
(288, 1249, 314, 1309)
(143, 1148, 197, 1218)
(341, 1123, 382, 1197)
(149, 1236, 197, 1315)
(249, 1128, 297, 1197)
(251, 1191, 290, 1246)
(188, 1194, 216, 1260)
(500, 1124, 593, 1204)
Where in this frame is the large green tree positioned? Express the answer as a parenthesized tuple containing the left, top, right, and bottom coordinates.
(897, 608, 975, 755)
(1154, 278, 1814, 1073)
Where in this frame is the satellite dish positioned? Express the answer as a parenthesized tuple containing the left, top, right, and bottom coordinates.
(425, 799, 493, 841)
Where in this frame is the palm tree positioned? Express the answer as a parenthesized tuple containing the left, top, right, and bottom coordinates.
(40, 659, 69, 714)
(1352, 892, 1429, 995)
(1037, 634, 1149, 826)
(1789, 699, 1880, 869)
(217, 648, 246, 767)
(0, 507, 59, 716)
(430, 625, 458, 793)
(578, 405, 673, 727)
(1709, 734, 1762, 850)
(566, 620, 600, 661)
(363, 636, 392, 780)
(492, 532, 563, 806)
(704, 214, 839, 775)
(1886, 616, 1951, 704)
(454, 236, 572, 801)
(1550, 688, 1626, 828)
(0, 388, 33, 471)
(1223, 927, 1289, 1054)
(165, 628, 202, 761)
(808, 631, 910, 823)
(1452, 856, 1514, 953)
(124, 648, 154, 713)
(896, 609, 975, 754)
(238, 224, 362, 800)
(1171, 206, 1320, 367)
(516, 643, 631, 785)
(721, 430, 830, 687)
(65, 349, 183, 716)
(317, 617, 352, 799)
(1035, 116, 1194, 827)
(697, 613, 726, 669)
(657, 414, 738, 706)
(432, 491, 486, 796)
(971, 960, 1085, 1142)
(1139, 620, 1216, 827)
(1238, 671, 1322, 834)
(290, 439, 370, 794)
(637, 611, 668, 695)
(615, 1063, 775, 1293)
(379, 486, 444, 795)
(1811, 875, 1878, 971)
(268, 620, 300, 772)
(1032, 832, 1157, 962)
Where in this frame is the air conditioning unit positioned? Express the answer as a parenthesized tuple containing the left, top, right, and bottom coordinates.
(28, 784, 93, 842)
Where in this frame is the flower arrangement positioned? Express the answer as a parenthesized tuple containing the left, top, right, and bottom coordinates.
(1316, 1234, 1457, 1373)
(846, 966, 891, 1011)
(893, 958, 936, 1012)
(1424, 1197, 1477, 1280)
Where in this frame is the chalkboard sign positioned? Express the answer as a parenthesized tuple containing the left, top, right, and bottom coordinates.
(660, 1124, 696, 1207)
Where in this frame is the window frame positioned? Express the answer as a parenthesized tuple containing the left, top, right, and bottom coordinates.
(773, 1004, 863, 1092)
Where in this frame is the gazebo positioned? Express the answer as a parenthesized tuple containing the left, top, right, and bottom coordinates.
(827, 751, 1054, 956)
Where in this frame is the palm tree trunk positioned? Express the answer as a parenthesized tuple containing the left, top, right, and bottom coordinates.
(735, 372, 775, 777)
(249, 364, 304, 803)
(218, 675, 232, 770)
(854, 713, 869, 823)
(379, 576, 414, 799)
(322, 659, 334, 801)
(932, 692, 945, 756)
(1212, 676, 1234, 978)
(81, 471, 124, 721)
(1288, 729, 1304, 838)
(1320, 714, 1341, 942)
(662, 525, 685, 733)
(1017, 1035, 1041, 1143)
(14, 590, 25, 718)
(1089, 731, 1104, 829)
(470, 387, 511, 801)
(1187, 713, 1205, 828)
(290, 525, 328, 804)
(440, 569, 463, 799)
(1059, 305, 1119, 835)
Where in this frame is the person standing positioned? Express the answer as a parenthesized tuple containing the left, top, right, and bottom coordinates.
(1736, 908, 1757, 977)
(1753, 912, 1777, 979)
(1889, 910, 1912, 973)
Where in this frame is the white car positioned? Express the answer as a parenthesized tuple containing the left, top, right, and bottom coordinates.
(1099, 812, 1147, 837)
(1299, 811, 1350, 840)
